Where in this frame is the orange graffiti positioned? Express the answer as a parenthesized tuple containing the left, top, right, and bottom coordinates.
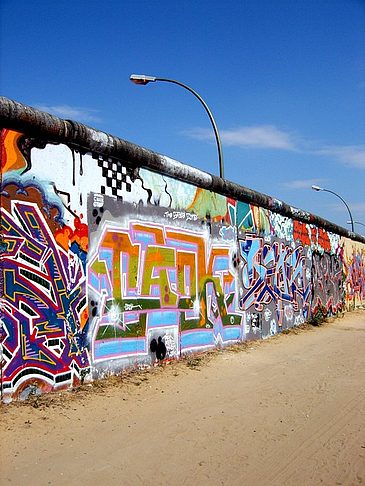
(0, 129, 28, 173)
(317, 228, 331, 252)
(293, 221, 331, 252)
(293, 220, 311, 246)
(55, 217, 88, 252)
(80, 307, 89, 330)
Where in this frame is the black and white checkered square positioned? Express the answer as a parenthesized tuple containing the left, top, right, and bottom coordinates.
(96, 155, 132, 198)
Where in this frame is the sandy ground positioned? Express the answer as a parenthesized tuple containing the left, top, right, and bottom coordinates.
(1, 311, 365, 486)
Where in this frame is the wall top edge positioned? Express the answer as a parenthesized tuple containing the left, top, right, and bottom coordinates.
(1, 96, 364, 244)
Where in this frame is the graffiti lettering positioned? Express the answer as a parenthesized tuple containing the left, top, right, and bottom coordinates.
(238, 235, 310, 332)
(0, 202, 89, 397)
(88, 222, 244, 361)
(311, 252, 343, 315)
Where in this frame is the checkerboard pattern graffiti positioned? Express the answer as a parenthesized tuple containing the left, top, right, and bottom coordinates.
(96, 155, 132, 198)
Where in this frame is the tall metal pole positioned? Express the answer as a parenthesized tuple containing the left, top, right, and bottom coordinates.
(130, 74, 224, 179)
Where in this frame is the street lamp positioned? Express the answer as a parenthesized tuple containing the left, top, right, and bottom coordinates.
(130, 74, 224, 179)
(311, 185, 354, 232)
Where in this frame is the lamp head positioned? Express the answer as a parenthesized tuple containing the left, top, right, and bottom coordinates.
(130, 74, 157, 85)
(311, 185, 323, 191)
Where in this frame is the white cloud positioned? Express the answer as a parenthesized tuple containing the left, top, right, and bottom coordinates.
(222, 125, 297, 150)
(35, 104, 101, 123)
(281, 178, 328, 190)
(184, 125, 297, 150)
(314, 145, 365, 169)
(185, 124, 365, 174)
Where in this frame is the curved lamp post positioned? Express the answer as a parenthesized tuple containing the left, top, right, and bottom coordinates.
(311, 185, 354, 232)
(130, 74, 224, 179)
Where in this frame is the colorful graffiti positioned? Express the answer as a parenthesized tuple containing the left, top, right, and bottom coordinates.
(311, 252, 343, 316)
(0, 129, 28, 173)
(238, 235, 311, 336)
(0, 129, 90, 399)
(235, 201, 271, 234)
(0, 201, 89, 398)
(88, 198, 243, 366)
(343, 240, 365, 310)
(293, 220, 340, 254)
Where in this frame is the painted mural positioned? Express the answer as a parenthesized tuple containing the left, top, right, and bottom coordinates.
(0, 130, 90, 399)
(311, 252, 343, 316)
(343, 239, 365, 310)
(1, 127, 365, 401)
(238, 234, 311, 337)
(87, 197, 243, 373)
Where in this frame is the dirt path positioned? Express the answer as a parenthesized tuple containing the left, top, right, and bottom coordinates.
(1, 311, 365, 486)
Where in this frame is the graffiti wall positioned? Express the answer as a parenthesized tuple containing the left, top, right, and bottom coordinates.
(1, 120, 364, 401)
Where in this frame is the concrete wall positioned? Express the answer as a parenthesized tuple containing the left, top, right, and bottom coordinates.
(1, 98, 364, 402)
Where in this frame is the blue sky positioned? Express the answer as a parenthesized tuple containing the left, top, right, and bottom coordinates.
(1, 0, 364, 233)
